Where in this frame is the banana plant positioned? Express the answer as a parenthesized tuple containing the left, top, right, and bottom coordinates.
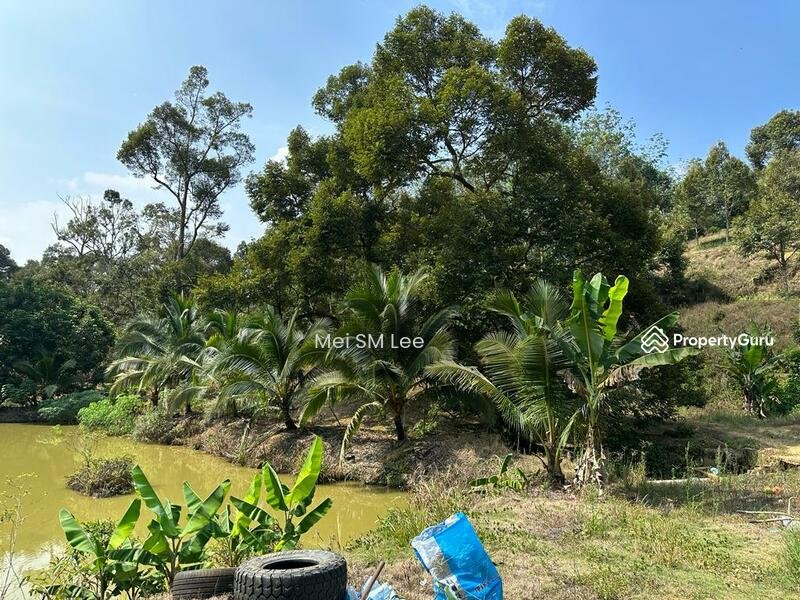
(564, 270, 699, 491)
(131, 465, 230, 585)
(209, 471, 280, 566)
(470, 453, 528, 491)
(719, 324, 781, 418)
(229, 436, 333, 552)
(53, 499, 143, 599)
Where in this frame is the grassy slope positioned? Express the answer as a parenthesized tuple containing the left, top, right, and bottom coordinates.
(681, 232, 798, 350)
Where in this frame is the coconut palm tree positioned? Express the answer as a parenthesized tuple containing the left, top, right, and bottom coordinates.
(206, 306, 331, 429)
(106, 294, 206, 411)
(429, 281, 578, 485)
(304, 264, 456, 456)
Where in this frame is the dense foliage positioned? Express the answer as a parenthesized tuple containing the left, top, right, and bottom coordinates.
(196, 7, 669, 338)
(0, 279, 114, 404)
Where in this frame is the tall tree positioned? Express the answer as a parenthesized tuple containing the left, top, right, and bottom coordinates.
(52, 190, 139, 260)
(671, 143, 755, 244)
(0, 279, 114, 397)
(0, 244, 17, 280)
(205, 7, 666, 332)
(703, 142, 756, 241)
(36, 189, 231, 323)
(746, 110, 800, 170)
(735, 150, 800, 293)
(672, 160, 713, 246)
(117, 66, 254, 260)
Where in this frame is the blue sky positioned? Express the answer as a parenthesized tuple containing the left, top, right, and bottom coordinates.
(1, 0, 798, 262)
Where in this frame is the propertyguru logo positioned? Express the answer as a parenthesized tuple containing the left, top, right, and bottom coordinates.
(640, 326, 775, 353)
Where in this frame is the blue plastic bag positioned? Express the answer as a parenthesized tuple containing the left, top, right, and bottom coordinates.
(411, 512, 502, 600)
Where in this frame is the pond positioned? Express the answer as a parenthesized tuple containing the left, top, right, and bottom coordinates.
(0, 423, 406, 582)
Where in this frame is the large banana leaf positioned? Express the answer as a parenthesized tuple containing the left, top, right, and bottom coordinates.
(297, 498, 333, 534)
(568, 273, 604, 370)
(262, 464, 288, 512)
(183, 479, 231, 536)
(615, 312, 680, 363)
(109, 499, 141, 550)
(229, 496, 277, 528)
(141, 521, 169, 556)
(232, 472, 263, 535)
(286, 436, 323, 506)
(600, 276, 628, 341)
(182, 482, 204, 514)
(59, 509, 98, 556)
(132, 465, 169, 523)
(604, 347, 699, 387)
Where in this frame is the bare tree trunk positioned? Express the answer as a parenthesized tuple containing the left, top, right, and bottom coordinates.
(780, 249, 790, 294)
(547, 451, 566, 486)
(393, 412, 406, 442)
(724, 209, 730, 242)
(282, 402, 297, 430)
(573, 426, 606, 493)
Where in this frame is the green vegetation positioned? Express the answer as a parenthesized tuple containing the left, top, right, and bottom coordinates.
(4, 5, 800, 599)
(66, 456, 135, 498)
(29, 437, 332, 597)
(206, 305, 331, 426)
(37, 391, 104, 424)
(77, 394, 147, 436)
(227, 436, 332, 555)
(0, 279, 113, 405)
(304, 264, 456, 449)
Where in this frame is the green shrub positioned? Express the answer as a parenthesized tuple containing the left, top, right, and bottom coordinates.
(77, 394, 147, 435)
(131, 409, 176, 443)
(0, 380, 37, 407)
(37, 390, 104, 423)
(67, 456, 135, 497)
(785, 529, 800, 584)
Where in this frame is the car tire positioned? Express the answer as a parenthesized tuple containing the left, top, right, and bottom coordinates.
(171, 567, 236, 599)
(234, 550, 347, 600)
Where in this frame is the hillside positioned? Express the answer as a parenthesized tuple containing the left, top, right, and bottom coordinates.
(681, 232, 799, 350)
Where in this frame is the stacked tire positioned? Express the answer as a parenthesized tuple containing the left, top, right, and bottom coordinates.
(171, 568, 236, 599)
(233, 551, 347, 600)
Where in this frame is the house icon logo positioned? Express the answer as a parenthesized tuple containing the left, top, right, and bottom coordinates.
(641, 325, 669, 354)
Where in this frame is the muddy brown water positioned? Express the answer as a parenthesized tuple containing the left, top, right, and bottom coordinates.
(0, 423, 406, 581)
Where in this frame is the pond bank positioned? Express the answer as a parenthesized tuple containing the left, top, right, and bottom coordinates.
(123, 411, 519, 488)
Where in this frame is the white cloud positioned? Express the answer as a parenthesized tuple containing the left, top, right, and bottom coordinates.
(1, 171, 169, 263)
(0, 199, 64, 263)
(2, 170, 263, 263)
(57, 171, 166, 207)
(269, 146, 289, 163)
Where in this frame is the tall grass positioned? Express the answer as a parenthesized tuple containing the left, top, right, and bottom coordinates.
(348, 470, 471, 563)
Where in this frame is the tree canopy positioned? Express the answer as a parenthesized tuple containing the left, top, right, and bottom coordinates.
(0, 279, 115, 399)
(117, 65, 254, 260)
(198, 7, 670, 340)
